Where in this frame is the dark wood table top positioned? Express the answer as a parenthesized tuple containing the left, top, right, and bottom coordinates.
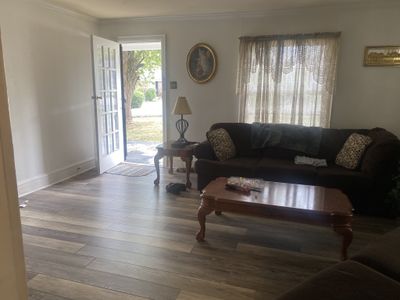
(156, 141, 198, 151)
(202, 177, 353, 216)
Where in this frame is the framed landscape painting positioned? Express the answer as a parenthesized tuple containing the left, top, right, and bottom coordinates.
(364, 46, 400, 66)
(187, 43, 217, 83)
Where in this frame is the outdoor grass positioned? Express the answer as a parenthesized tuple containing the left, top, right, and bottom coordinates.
(127, 116, 163, 142)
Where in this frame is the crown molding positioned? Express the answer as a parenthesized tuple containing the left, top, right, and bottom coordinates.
(98, 0, 400, 25)
(29, 0, 400, 25)
(99, 12, 240, 24)
(32, 0, 99, 24)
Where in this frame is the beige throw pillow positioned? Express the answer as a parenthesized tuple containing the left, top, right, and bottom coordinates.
(335, 133, 372, 169)
(207, 128, 236, 161)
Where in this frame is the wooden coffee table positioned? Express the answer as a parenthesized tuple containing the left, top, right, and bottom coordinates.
(196, 177, 354, 260)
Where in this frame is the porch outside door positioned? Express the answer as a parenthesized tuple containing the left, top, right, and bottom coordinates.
(91, 35, 124, 173)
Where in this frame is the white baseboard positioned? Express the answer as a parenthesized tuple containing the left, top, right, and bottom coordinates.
(17, 158, 96, 197)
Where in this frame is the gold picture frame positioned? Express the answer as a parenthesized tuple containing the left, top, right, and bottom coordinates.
(186, 43, 217, 84)
(364, 46, 400, 66)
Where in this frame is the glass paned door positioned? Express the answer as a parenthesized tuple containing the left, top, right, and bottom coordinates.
(91, 35, 124, 173)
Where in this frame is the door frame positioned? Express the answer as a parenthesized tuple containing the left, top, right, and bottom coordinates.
(0, 30, 28, 300)
(118, 34, 168, 145)
(119, 45, 128, 160)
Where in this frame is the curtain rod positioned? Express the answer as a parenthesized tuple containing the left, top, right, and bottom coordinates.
(239, 32, 341, 41)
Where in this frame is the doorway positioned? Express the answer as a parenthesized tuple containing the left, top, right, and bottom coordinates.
(121, 37, 166, 165)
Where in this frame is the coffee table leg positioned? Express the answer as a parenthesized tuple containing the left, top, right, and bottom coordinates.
(333, 225, 353, 260)
(196, 198, 214, 242)
(153, 151, 163, 185)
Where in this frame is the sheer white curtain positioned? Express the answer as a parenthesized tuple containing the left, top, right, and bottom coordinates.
(236, 33, 340, 127)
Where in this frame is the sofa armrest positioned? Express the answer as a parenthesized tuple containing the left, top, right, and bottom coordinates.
(361, 140, 400, 178)
(194, 141, 216, 160)
(352, 227, 400, 282)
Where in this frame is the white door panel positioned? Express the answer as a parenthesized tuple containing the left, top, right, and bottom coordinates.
(91, 35, 124, 173)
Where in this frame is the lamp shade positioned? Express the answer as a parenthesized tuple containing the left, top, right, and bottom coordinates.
(172, 96, 192, 115)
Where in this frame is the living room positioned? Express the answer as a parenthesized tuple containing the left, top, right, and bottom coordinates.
(0, 0, 400, 299)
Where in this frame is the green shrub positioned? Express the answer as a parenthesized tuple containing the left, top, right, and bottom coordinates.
(145, 88, 156, 102)
(131, 90, 144, 108)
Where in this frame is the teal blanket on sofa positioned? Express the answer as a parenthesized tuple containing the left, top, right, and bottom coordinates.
(251, 123, 323, 156)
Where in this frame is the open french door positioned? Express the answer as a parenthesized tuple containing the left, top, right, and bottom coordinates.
(91, 35, 124, 173)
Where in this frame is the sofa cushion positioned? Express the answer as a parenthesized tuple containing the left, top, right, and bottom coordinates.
(335, 133, 372, 170)
(262, 147, 306, 160)
(318, 128, 370, 162)
(277, 260, 400, 300)
(210, 123, 261, 157)
(352, 227, 400, 282)
(316, 164, 372, 190)
(207, 128, 236, 161)
(255, 158, 317, 185)
(195, 158, 260, 179)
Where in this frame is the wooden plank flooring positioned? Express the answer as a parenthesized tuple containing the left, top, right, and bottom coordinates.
(21, 167, 399, 300)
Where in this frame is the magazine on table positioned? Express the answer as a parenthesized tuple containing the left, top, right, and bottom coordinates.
(226, 177, 265, 193)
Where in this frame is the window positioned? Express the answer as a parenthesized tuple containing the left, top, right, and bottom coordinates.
(236, 33, 340, 127)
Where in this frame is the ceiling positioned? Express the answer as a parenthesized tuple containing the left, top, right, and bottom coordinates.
(45, 0, 378, 19)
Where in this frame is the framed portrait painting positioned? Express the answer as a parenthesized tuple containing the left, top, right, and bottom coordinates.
(187, 43, 217, 84)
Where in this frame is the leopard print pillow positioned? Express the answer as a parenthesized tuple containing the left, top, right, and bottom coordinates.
(207, 128, 236, 161)
(335, 133, 372, 169)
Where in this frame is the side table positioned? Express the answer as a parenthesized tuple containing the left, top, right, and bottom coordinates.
(153, 141, 198, 188)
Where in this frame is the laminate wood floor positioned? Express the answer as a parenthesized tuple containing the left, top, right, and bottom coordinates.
(20, 167, 399, 300)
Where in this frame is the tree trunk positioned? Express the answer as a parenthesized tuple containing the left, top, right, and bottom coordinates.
(122, 51, 144, 124)
(125, 97, 133, 123)
(124, 76, 139, 124)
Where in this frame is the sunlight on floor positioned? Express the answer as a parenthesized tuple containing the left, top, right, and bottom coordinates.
(126, 141, 159, 165)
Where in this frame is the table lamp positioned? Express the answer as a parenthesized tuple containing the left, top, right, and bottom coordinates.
(172, 96, 192, 147)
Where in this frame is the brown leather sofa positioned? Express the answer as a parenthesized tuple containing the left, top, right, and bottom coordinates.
(277, 227, 400, 300)
(194, 123, 400, 215)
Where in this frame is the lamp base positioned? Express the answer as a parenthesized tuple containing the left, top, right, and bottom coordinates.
(173, 116, 190, 148)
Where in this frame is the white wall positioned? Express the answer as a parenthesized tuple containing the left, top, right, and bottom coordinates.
(99, 2, 400, 142)
(0, 0, 98, 195)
